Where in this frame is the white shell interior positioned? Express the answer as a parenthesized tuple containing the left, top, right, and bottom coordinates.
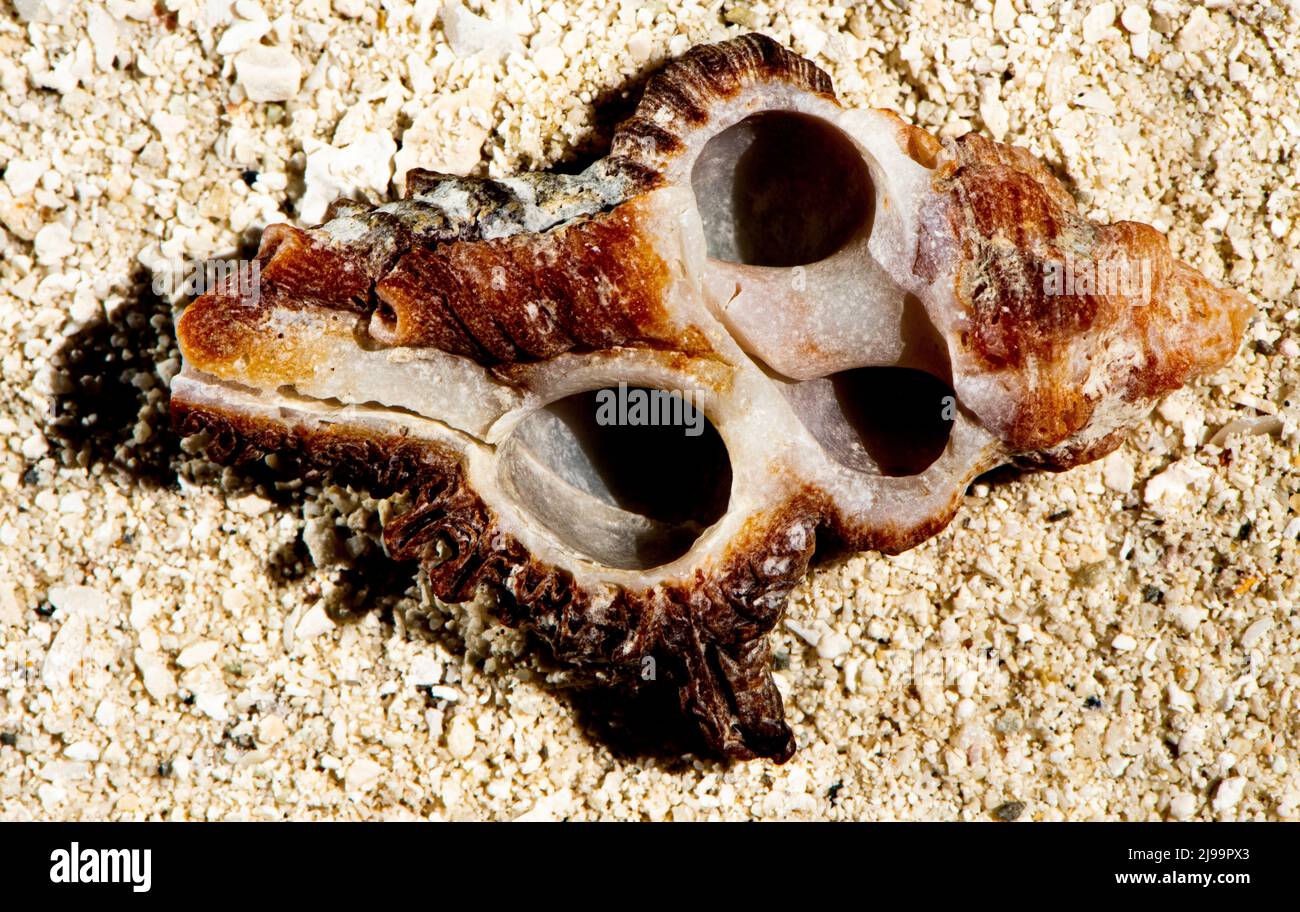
(175, 79, 1005, 583)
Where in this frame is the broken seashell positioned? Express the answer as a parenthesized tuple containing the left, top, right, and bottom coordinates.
(171, 34, 1250, 761)
(1207, 415, 1283, 448)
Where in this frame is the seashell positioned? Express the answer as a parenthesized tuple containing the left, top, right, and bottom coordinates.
(171, 35, 1250, 761)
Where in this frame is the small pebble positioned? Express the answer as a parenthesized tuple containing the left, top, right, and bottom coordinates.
(446, 715, 476, 759)
(992, 0, 1015, 32)
(64, 741, 100, 762)
(1082, 2, 1115, 43)
(1212, 777, 1246, 814)
(34, 222, 74, 264)
(817, 630, 852, 660)
(406, 654, 443, 687)
(534, 45, 566, 78)
(993, 800, 1025, 821)
(294, 603, 335, 643)
(344, 757, 384, 792)
(233, 45, 302, 103)
(258, 714, 288, 746)
(1112, 633, 1138, 652)
(134, 649, 177, 702)
(4, 158, 45, 196)
(440, 2, 521, 58)
(1169, 793, 1197, 820)
(1120, 3, 1150, 34)
(177, 640, 221, 669)
(47, 585, 108, 618)
(1167, 683, 1195, 712)
(1240, 618, 1272, 650)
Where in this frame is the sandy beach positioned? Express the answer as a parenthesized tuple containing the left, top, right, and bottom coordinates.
(1, 0, 1297, 820)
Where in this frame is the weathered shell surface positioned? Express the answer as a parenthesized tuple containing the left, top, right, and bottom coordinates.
(171, 34, 1250, 761)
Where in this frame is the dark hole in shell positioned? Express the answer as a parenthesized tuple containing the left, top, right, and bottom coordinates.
(830, 367, 955, 476)
(501, 387, 732, 570)
(692, 110, 873, 267)
(782, 367, 956, 477)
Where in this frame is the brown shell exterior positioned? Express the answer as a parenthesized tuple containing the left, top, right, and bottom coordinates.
(371, 198, 709, 361)
(609, 32, 837, 175)
(172, 398, 816, 761)
(177, 211, 695, 384)
(916, 133, 1251, 466)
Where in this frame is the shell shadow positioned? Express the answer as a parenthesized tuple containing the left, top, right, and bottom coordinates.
(44, 253, 1021, 774)
(48, 268, 183, 488)
(48, 267, 726, 768)
(558, 674, 723, 770)
(527, 53, 662, 174)
(48, 257, 301, 504)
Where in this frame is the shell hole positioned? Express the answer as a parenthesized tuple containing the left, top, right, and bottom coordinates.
(783, 368, 955, 477)
(499, 387, 732, 570)
(691, 111, 873, 266)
